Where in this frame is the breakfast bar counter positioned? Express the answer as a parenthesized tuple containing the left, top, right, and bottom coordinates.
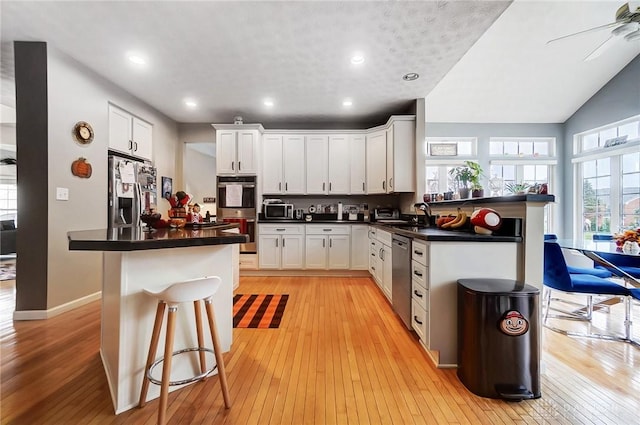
(68, 224, 247, 414)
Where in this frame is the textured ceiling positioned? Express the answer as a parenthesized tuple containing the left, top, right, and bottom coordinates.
(0, 0, 511, 126)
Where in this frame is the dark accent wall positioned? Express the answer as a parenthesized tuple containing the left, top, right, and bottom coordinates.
(14, 41, 48, 311)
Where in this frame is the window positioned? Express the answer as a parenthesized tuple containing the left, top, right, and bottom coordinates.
(425, 138, 477, 194)
(577, 117, 640, 153)
(488, 138, 556, 196)
(574, 116, 640, 239)
(0, 183, 17, 223)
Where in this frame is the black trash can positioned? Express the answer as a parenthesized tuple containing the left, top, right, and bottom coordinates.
(457, 278, 541, 401)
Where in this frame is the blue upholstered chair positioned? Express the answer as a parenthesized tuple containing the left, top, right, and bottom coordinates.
(543, 241, 638, 343)
(592, 234, 613, 241)
(544, 234, 613, 278)
(596, 252, 640, 280)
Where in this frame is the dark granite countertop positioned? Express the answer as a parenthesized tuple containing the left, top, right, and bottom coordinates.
(372, 224, 522, 243)
(259, 219, 367, 225)
(68, 223, 247, 251)
(426, 194, 555, 207)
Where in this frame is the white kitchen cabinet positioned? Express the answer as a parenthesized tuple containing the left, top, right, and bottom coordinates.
(108, 104, 153, 160)
(350, 225, 369, 270)
(305, 225, 351, 269)
(283, 135, 305, 194)
(262, 134, 284, 194)
(281, 235, 305, 269)
(375, 229, 393, 301)
(380, 243, 392, 301)
(214, 128, 259, 175)
(306, 135, 329, 194)
(328, 135, 350, 194)
(385, 118, 415, 193)
(366, 130, 387, 194)
(368, 228, 379, 280)
(258, 234, 280, 269)
(328, 235, 350, 269)
(258, 224, 304, 269)
(349, 134, 366, 194)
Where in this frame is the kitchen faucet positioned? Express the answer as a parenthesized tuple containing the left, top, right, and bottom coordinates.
(413, 202, 432, 226)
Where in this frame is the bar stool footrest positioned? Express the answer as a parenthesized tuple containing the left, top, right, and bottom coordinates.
(147, 347, 218, 386)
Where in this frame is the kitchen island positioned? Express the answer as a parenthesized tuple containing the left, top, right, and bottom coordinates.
(68, 224, 247, 414)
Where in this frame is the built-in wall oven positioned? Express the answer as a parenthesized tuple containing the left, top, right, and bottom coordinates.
(217, 176, 257, 253)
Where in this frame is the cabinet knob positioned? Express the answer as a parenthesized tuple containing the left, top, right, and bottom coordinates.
(231, 162, 235, 171)
(414, 316, 423, 325)
(238, 161, 241, 171)
(413, 290, 423, 298)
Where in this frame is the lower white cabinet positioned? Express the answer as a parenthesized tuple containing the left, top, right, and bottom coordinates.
(305, 225, 351, 269)
(258, 224, 304, 269)
(381, 243, 392, 301)
(350, 225, 369, 270)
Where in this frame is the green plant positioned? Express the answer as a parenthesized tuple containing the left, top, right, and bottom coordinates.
(449, 161, 483, 189)
(504, 182, 531, 194)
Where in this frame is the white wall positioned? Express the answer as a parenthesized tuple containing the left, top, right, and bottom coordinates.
(46, 47, 179, 309)
(183, 145, 217, 216)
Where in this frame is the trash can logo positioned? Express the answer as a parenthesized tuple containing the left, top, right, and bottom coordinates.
(499, 310, 529, 336)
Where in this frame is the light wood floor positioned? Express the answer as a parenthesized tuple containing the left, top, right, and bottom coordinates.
(1, 276, 639, 424)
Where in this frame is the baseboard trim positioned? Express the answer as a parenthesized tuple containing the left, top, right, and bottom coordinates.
(13, 291, 102, 321)
(241, 269, 371, 277)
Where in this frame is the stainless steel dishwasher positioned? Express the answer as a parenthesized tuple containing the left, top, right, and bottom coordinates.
(392, 234, 411, 329)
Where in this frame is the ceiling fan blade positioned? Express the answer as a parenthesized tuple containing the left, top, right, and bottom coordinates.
(546, 20, 629, 44)
(584, 35, 618, 61)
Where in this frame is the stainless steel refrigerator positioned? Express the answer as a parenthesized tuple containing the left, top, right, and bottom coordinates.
(108, 151, 157, 227)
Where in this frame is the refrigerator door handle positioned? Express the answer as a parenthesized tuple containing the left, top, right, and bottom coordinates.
(134, 182, 142, 225)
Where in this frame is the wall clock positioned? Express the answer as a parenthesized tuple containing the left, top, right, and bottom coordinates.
(73, 121, 94, 144)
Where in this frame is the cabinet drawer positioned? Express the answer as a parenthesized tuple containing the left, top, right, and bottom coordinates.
(376, 229, 392, 246)
(239, 254, 258, 270)
(305, 224, 351, 235)
(412, 300, 428, 343)
(259, 224, 304, 234)
(411, 260, 428, 289)
(411, 280, 429, 311)
(411, 240, 428, 265)
(368, 226, 377, 239)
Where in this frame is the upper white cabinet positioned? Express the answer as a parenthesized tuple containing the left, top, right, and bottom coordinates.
(283, 135, 305, 194)
(386, 118, 416, 193)
(366, 130, 387, 194)
(108, 104, 153, 160)
(258, 115, 413, 196)
(328, 135, 351, 194)
(349, 135, 366, 194)
(213, 124, 263, 175)
(306, 135, 329, 194)
(262, 134, 305, 194)
(262, 135, 284, 194)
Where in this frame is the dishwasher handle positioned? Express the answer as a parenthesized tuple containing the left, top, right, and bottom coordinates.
(392, 238, 409, 250)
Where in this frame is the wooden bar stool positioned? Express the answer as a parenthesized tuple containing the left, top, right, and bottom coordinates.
(138, 276, 231, 425)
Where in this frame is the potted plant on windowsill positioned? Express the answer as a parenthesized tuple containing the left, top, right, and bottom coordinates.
(466, 161, 485, 198)
(449, 165, 473, 199)
(450, 161, 484, 199)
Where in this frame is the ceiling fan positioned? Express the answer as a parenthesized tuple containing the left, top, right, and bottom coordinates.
(547, 2, 640, 61)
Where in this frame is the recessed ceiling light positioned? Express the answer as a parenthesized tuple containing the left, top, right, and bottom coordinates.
(184, 99, 197, 108)
(263, 99, 274, 107)
(350, 54, 365, 65)
(342, 99, 353, 107)
(127, 53, 147, 65)
(403, 72, 419, 81)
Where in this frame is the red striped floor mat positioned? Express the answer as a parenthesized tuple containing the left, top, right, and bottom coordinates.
(233, 294, 289, 328)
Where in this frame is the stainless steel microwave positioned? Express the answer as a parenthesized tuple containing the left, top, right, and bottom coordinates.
(263, 204, 294, 219)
